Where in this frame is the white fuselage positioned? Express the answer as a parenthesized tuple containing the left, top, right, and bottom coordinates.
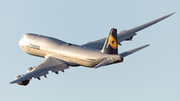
(19, 33, 122, 67)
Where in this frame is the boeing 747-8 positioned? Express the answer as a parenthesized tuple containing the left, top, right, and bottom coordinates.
(10, 13, 174, 86)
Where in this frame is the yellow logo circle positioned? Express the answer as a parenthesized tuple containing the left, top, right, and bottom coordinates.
(109, 35, 117, 49)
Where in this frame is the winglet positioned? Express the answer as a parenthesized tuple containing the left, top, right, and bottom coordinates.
(119, 44, 150, 58)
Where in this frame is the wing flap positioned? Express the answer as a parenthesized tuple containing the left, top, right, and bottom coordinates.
(34, 56, 69, 74)
(33, 69, 49, 78)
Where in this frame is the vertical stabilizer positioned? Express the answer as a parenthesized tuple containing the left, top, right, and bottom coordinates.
(101, 28, 118, 54)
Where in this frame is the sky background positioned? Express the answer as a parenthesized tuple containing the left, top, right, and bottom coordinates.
(0, 0, 179, 101)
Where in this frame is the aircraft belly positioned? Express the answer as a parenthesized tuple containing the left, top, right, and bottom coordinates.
(75, 58, 97, 67)
(57, 53, 98, 67)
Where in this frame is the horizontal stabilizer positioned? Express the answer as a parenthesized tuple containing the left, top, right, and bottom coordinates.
(119, 44, 150, 58)
(94, 58, 114, 69)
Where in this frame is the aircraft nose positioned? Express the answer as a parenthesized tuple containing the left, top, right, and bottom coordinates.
(19, 38, 24, 47)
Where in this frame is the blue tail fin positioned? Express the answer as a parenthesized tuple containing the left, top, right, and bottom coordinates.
(101, 28, 118, 54)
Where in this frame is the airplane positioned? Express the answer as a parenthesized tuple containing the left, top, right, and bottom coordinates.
(10, 13, 174, 86)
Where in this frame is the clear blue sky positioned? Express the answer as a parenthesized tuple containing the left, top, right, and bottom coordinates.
(0, 0, 179, 101)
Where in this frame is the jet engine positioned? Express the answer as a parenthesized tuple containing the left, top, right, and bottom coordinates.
(15, 74, 31, 86)
(27, 66, 35, 73)
(125, 37, 133, 41)
(117, 57, 124, 63)
(119, 30, 135, 41)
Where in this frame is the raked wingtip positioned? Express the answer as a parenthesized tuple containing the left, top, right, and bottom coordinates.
(169, 12, 175, 16)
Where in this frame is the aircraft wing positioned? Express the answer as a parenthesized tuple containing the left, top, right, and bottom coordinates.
(82, 13, 174, 50)
(10, 56, 69, 84)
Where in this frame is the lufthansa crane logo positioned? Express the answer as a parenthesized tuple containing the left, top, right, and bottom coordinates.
(109, 35, 117, 49)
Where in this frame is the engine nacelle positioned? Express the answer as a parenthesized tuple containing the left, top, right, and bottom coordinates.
(125, 37, 133, 41)
(27, 66, 35, 73)
(120, 30, 135, 41)
(117, 57, 124, 63)
(113, 57, 124, 64)
(16, 75, 31, 86)
(120, 57, 124, 62)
